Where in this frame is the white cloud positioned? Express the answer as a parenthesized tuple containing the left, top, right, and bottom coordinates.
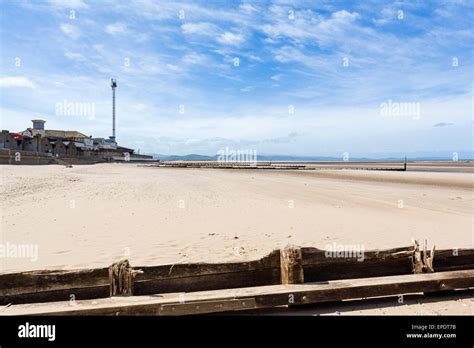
(181, 23, 247, 47)
(105, 22, 128, 35)
(166, 64, 181, 72)
(249, 55, 263, 62)
(64, 52, 85, 61)
(182, 52, 209, 65)
(217, 32, 245, 46)
(0, 77, 35, 89)
(261, 9, 359, 45)
(48, 0, 88, 9)
(181, 22, 218, 36)
(373, 7, 397, 26)
(271, 74, 282, 81)
(331, 10, 359, 21)
(273, 46, 327, 68)
(60, 23, 80, 39)
(240, 86, 254, 92)
(239, 3, 257, 14)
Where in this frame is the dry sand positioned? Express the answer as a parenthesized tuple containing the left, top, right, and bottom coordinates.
(1, 163, 472, 273)
(1, 163, 472, 315)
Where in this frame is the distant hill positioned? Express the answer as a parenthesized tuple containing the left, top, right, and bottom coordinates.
(149, 153, 473, 161)
(150, 153, 345, 161)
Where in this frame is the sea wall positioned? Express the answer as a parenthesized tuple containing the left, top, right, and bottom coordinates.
(0, 148, 107, 165)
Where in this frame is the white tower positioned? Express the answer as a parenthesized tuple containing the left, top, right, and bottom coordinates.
(110, 78, 117, 143)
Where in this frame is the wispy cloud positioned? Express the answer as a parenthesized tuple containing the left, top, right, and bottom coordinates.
(105, 22, 128, 35)
(0, 77, 35, 89)
(271, 74, 282, 81)
(64, 52, 86, 62)
(181, 22, 219, 36)
(217, 32, 245, 46)
(434, 122, 454, 127)
(240, 86, 254, 92)
(249, 55, 263, 62)
(60, 23, 80, 39)
(48, 0, 88, 10)
(182, 52, 209, 65)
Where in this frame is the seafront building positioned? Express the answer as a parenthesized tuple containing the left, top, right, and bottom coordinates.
(0, 120, 152, 164)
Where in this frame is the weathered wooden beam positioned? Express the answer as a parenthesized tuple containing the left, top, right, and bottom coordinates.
(0, 250, 281, 305)
(433, 248, 474, 270)
(0, 286, 110, 306)
(302, 246, 413, 281)
(301, 247, 474, 281)
(0, 268, 109, 295)
(280, 246, 304, 284)
(2, 269, 473, 316)
(134, 250, 281, 295)
(134, 268, 280, 296)
(0, 268, 110, 305)
(158, 298, 258, 315)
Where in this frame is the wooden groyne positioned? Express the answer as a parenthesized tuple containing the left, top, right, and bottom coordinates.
(146, 161, 311, 170)
(143, 160, 407, 171)
(3, 270, 472, 316)
(1, 241, 472, 315)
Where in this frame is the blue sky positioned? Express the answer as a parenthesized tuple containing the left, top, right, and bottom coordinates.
(0, 0, 472, 157)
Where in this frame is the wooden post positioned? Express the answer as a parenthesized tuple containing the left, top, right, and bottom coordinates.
(412, 239, 435, 274)
(109, 259, 143, 296)
(422, 240, 435, 273)
(280, 246, 304, 284)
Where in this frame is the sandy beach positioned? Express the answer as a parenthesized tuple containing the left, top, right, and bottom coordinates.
(1, 163, 472, 274)
(2, 0, 473, 339)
